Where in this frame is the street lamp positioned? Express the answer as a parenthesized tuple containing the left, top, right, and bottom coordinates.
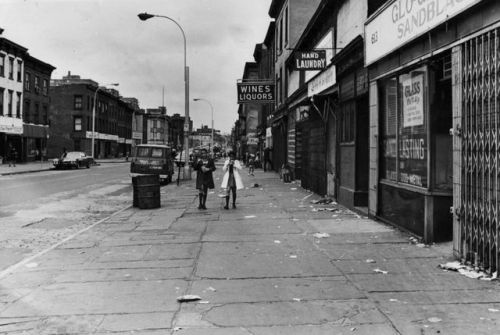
(138, 12, 190, 179)
(193, 98, 214, 155)
(92, 83, 119, 159)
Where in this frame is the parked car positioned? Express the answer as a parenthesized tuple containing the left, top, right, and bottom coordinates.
(53, 151, 93, 169)
(130, 144, 175, 184)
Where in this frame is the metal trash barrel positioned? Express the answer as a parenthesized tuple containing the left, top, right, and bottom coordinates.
(132, 175, 161, 209)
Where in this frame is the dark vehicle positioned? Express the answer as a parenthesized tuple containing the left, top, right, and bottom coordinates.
(53, 151, 93, 169)
(130, 144, 174, 184)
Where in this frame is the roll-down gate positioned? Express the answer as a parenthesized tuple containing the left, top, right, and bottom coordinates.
(453, 28, 500, 274)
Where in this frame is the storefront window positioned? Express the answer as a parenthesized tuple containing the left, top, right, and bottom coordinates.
(380, 66, 428, 188)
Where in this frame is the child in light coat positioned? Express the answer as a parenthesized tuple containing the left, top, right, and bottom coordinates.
(221, 152, 244, 209)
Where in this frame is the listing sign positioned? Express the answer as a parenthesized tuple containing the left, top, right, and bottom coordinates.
(293, 51, 327, 71)
(365, 0, 482, 65)
(399, 133, 427, 187)
(237, 82, 275, 104)
(402, 74, 424, 127)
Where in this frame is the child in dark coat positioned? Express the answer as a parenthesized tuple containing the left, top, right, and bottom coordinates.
(193, 152, 216, 209)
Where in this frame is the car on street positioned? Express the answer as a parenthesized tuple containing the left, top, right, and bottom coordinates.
(53, 151, 93, 169)
(130, 144, 175, 184)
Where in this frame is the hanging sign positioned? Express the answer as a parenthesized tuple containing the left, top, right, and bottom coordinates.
(365, 0, 482, 65)
(237, 82, 275, 104)
(402, 74, 424, 127)
(293, 51, 327, 70)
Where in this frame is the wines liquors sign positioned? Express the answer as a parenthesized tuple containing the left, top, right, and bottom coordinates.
(237, 82, 275, 104)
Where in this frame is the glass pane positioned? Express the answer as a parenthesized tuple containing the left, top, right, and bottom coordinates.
(380, 77, 397, 181)
(398, 67, 427, 188)
(151, 148, 164, 158)
(137, 147, 150, 157)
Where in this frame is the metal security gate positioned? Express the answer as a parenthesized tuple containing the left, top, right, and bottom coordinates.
(454, 28, 500, 274)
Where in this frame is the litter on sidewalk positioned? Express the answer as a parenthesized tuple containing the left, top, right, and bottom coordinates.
(373, 268, 388, 274)
(313, 233, 330, 239)
(176, 295, 202, 303)
(439, 261, 498, 280)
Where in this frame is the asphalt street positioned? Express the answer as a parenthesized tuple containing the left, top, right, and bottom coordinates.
(0, 163, 131, 207)
(0, 164, 499, 334)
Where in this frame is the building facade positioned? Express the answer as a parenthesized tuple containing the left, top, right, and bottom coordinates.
(0, 33, 26, 163)
(49, 72, 133, 158)
(23, 54, 55, 162)
(268, 0, 322, 175)
(366, 0, 500, 274)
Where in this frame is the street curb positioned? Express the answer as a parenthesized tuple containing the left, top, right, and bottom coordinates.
(0, 168, 53, 176)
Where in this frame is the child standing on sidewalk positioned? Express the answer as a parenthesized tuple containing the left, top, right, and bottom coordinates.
(221, 152, 243, 209)
(193, 152, 216, 210)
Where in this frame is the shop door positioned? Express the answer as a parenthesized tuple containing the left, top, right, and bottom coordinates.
(454, 29, 500, 274)
(302, 118, 326, 195)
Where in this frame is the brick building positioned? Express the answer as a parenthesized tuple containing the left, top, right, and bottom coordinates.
(23, 54, 55, 161)
(48, 72, 134, 159)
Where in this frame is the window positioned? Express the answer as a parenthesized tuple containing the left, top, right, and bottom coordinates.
(8, 57, 14, 79)
(74, 117, 82, 131)
(279, 17, 283, 52)
(87, 116, 91, 130)
(25, 73, 31, 91)
(380, 66, 428, 188)
(42, 79, 48, 96)
(24, 99, 30, 123)
(34, 76, 40, 93)
(0, 88, 4, 115)
(0, 54, 4, 77)
(34, 103, 39, 124)
(17, 60, 22, 82)
(284, 6, 288, 45)
(7, 90, 13, 116)
(340, 101, 355, 143)
(42, 105, 48, 125)
(74, 95, 83, 110)
(16, 92, 21, 118)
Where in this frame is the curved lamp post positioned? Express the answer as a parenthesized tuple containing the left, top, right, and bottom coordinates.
(193, 98, 214, 155)
(138, 12, 190, 179)
(92, 83, 119, 159)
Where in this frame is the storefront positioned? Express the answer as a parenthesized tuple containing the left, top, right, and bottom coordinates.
(23, 124, 48, 161)
(271, 110, 287, 173)
(333, 37, 369, 209)
(366, 0, 499, 262)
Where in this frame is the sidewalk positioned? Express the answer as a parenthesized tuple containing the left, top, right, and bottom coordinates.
(0, 167, 499, 334)
(0, 158, 128, 176)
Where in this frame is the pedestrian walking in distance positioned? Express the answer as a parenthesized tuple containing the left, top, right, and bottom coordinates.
(193, 152, 216, 210)
(248, 154, 255, 176)
(7, 144, 17, 167)
(221, 152, 243, 209)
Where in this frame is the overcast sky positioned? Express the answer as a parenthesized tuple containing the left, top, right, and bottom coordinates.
(0, 0, 272, 133)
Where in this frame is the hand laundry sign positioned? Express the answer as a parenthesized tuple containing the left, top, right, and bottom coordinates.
(293, 51, 327, 71)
